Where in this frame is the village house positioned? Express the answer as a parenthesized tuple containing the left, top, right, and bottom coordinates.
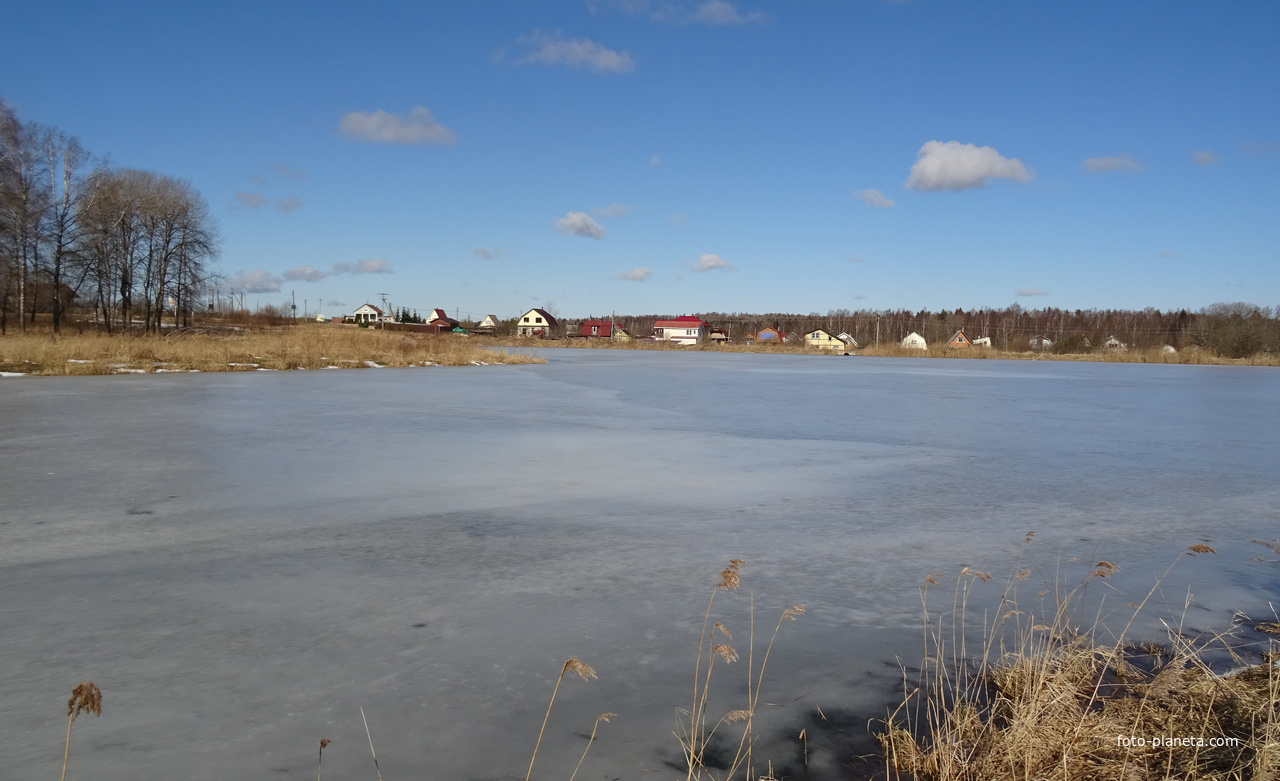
(653, 316, 708, 345)
(708, 327, 730, 345)
(517, 308, 557, 338)
(972, 336, 992, 347)
(947, 330, 972, 348)
(427, 308, 461, 331)
(837, 332, 859, 349)
(1105, 335, 1128, 350)
(805, 329, 853, 350)
(754, 327, 783, 342)
(476, 314, 501, 334)
(349, 303, 384, 324)
(579, 319, 628, 338)
(1029, 335, 1054, 351)
(901, 332, 927, 350)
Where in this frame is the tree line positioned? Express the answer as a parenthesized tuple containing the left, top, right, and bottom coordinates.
(570, 303, 1279, 358)
(0, 99, 219, 334)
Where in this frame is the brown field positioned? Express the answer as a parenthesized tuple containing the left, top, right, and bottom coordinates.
(493, 336, 1280, 367)
(0, 323, 544, 376)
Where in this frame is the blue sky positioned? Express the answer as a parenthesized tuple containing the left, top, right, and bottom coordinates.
(4, 0, 1277, 319)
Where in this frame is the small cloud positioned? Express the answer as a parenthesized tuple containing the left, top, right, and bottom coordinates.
(228, 269, 282, 294)
(275, 196, 304, 213)
(278, 259, 390, 283)
(1241, 141, 1276, 157)
(1192, 150, 1219, 166)
(847, 256, 867, 263)
(250, 175, 269, 188)
(338, 106, 456, 145)
(472, 248, 504, 260)
(649, 154, 662, 167)
(555, 211, 607, 239)
(1159, 251, 1178, 259)
(1016, 288, 1049, 297)
(591, 203, 631, 217)
(693, 253, 734, 272)
(854, 188, 895, 208)
(906, 140, 1032, 191)
(271, 162, 308, 181)
(325, 300, 346, 308)
(693, 1, 767, 26)
(669, 212, 686, 224)
(852, 294, 868, 300)
(282, 265, 328, 283)
(235, 191, 266, 210)
(332, 258, 391, 275)
(1083, 154, 1142, 173)
(505, 31, 636, 74)
(617, 267, 652, 281)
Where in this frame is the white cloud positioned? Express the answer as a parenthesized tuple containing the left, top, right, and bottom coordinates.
(852, 294, 868, 300)
(847, 256, 867, 263)
(332, 258, 391, 275)
(1159, 251, 1178, 259)
(617, 267, 652, 281)
(325, 300, 346, 308)
(1016, 288, 1049, 297)
(282, 265, 327, 283)
(279, 259, 391, 284)
(1192, 150, 1219, 166)
(250, 175, 269, 188)
(669, 212, 686, 224)
(693, 253, 734, 272)
(275, 196, 303, 213)
(508, 31, 636, 74)
(591, 203, 631, 217)
(235, 192, 265, 210)
(555, 211, 607, 239)
(338, 106, 456, 145)
(1083, 154, 1142, 173)
(1241, 141, 1276, 157)
(854, 188, 895, 208)
(905, 140, 1033, 191)
(693, 1, 767, 25)
(649, 154, 662, 167)
(473, 248, 504, 260)
(271, 162, 308, 181)
(228, 270, 282, 294)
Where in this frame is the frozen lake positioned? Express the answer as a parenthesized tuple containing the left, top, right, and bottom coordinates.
(2, 349, 1279, 779)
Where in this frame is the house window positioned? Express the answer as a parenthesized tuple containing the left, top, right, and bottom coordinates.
(591, 326, 598, 334)
(536, 317, 543, 324)
(523, 317, 529, 323)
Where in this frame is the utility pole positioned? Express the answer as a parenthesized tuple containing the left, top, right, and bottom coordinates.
(291, 290, 297, 320)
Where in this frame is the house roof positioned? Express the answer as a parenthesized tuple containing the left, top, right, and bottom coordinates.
(354, 303, 383, 314)
(522, 308, 558, 326)
(654, 316, 707, 328)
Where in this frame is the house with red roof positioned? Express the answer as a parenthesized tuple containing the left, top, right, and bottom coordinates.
(653, 315, 708, 345)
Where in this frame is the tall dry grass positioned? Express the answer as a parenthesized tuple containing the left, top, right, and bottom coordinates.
(0, 324, 544, 375)
(878, 539, 1280, 781)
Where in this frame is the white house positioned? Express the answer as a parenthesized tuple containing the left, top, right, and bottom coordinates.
(351, 303, 384, 324)
(972, 336, 992, 347)
(653, 316, 707, 345)
(517, 308, 557, 337)
(837, 332, 860, 349)
(478, 314, 501, 330)
(1105, 336, 1127, 350)
(901, 332, 927, 350)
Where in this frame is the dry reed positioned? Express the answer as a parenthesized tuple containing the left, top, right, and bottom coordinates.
(61, 681, 102, 781)
(0, 324, 544, 375)
(878, 540, 1280, 781)
(525, 657, 598, 781)
(359, 707, 383, 781)
(676, 559, 805, 781)
(317, 738, 331, 781)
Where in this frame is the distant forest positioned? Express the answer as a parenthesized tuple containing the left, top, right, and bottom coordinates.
(562, 303, 1280, 358)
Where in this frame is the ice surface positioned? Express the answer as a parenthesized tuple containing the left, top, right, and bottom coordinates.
(1, 351, 1278, 779)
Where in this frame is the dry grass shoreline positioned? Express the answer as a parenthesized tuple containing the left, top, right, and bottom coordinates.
(494, 336, 1280, 367)
(0, 325, 544, 376)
